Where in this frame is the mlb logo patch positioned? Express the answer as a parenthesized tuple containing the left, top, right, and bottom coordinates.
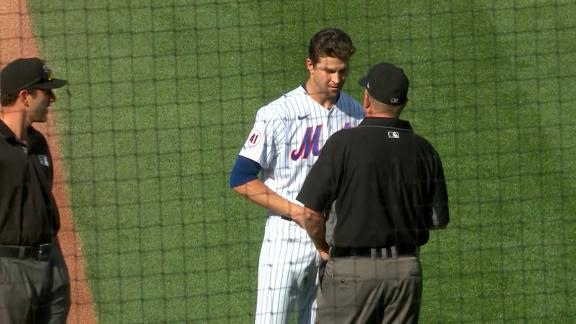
(388, 131, 400, 139)
(38, 155, 50, 168)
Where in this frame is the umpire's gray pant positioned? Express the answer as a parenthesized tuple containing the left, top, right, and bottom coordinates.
(316, 255, 422, 324)
(0, 245, 70, 324)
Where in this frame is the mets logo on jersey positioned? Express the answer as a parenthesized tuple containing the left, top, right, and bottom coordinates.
(291, 122, 352, 160)
(291, 125, 323, 160)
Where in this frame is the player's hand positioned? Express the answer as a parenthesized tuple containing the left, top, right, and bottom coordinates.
(288, 204, 306, 228)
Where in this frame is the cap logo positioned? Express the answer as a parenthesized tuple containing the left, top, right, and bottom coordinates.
(43, 64, 54, 81)
(390, 98, 399, 104)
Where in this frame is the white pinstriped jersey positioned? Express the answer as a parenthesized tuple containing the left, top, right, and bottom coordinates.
(239, 85, 364, 210)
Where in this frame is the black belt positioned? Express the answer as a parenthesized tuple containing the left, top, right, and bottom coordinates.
(0, 244, 53, 262)
(330, 246, 419, 259)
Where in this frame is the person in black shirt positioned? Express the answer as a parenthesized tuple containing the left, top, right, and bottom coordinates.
(297, 62, 449, 323)
(0, 58, 70, 323)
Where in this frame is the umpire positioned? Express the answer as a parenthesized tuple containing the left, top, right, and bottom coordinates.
(297, 62, 449, 323)
(0, 58, 70, 323)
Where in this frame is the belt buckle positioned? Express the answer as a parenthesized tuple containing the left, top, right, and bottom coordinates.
(36, 243, 51, 261)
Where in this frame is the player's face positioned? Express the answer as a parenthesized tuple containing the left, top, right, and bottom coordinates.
(307, 56, 349, 99)
(25, 89, 55, 123)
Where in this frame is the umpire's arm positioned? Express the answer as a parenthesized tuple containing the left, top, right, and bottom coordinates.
(297, 137, 341, 261)
(429, 148, 449, 230)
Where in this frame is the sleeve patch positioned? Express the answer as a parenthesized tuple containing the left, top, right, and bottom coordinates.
(246, 130, 262, 147)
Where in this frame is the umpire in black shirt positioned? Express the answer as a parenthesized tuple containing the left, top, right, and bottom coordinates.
(297, 62, 449, 323)
(0, 58, 70, 323)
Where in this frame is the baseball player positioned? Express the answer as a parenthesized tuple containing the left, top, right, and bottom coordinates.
(229, 28, 364, 323)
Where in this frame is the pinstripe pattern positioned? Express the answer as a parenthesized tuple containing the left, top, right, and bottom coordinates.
(239, 85, 363, 323)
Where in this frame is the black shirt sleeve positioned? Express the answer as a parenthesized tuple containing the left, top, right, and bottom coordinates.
(297, 135, 342, 213)
(430, 149, 449, 227)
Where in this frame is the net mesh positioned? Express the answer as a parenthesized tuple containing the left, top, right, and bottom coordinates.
(0, 0, 574, 323)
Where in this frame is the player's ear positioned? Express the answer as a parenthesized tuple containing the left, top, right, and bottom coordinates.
(305, 58, 314, 73)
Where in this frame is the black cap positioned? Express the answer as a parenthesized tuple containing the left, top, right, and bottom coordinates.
(1, 58, 67, 96)
(358, 62, 409, 105)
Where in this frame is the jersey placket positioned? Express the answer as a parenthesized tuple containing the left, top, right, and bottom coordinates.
(324, 106, 338, 144)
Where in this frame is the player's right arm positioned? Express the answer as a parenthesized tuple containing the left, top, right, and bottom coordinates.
(229, 156, 305, 227)
(229, 105, 306, 227)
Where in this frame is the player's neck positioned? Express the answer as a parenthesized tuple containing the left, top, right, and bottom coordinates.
(303, 81, 339, 109)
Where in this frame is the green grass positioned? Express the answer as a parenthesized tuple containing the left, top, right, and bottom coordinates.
(27, 0, 576, 323)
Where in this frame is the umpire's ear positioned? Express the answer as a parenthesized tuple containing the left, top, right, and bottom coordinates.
(362, 89, 371, 110)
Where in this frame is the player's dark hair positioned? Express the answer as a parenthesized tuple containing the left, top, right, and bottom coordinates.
(308, 28, 356, 64)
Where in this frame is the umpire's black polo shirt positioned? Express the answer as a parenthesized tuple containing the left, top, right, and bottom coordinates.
(0, 120, 59, 245)
(297, 117, 449, 248)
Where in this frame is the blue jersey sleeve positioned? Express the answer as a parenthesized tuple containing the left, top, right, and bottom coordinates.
(229, 155, 262, 188)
